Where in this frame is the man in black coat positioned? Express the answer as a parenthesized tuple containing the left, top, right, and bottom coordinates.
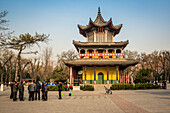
(35, 81, 41, 100)
(44, 84, 49, 101)
(19, 82, 24, 101)
(58, 82, 62, 99)
(41, 82, 45, 100)
(13, 81, 18, 101)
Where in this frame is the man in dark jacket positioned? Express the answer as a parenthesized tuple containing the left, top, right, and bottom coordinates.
(58, 82, 62, 99)
(44, 84, 49, 101)
(41, 82, 45, 100)
(28, 81, 36, 101)
(35, 81, 41, 100)
(19, 82, 24, 101)
(13, 81, 18, 101)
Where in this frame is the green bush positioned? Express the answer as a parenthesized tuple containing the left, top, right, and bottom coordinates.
(48, 85, 66, 91)
(80, 85, 84, 90)
(48, 85, 58, 91)
(111, 83, 160, 90)
(118, 84, 125, 90)
(153, 84, 161, 89)
(125, 84, 133, 90)
(81, 85, 94, 91)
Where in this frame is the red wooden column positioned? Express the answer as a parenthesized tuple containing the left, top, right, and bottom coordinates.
(119, 70, 122, 83)
(94, 66, 96, 84)
(131, 76, 133, 84)
(107, 66, 109, 84)
(124, 72, 126, 84)
(85, 66, 87, 84)
(70, 66, 72, 85)
(127, 72, 129, 83)
(116, 66, 118, 84)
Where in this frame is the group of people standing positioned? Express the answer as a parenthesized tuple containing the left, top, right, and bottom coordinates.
(10, 81, 24, 101)
(10, 81, 49, 101)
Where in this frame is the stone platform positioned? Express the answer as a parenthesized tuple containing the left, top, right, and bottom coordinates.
(0, 85, 170, 113)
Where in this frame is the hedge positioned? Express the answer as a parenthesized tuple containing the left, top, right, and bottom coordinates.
(80, 85, 94, 91)
(48, 85, 67, 91)
(111, 83, 161, 90)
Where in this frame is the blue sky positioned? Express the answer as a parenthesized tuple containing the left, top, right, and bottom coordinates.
(1, 0, 170, 59)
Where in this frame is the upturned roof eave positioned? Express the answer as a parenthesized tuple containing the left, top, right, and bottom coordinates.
(64, 59, 139, 67)
(78, 19, 123, 37)
(73, 40, 129, 48)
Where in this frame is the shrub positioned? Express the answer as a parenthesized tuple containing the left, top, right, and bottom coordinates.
(48, 85, 58, 91)
(81, 85, 94, 91)
(125, 84, 133, 90)
(48, 85, 66, 91)
(80, 85, 84, 90)
(153, 84, 161, 89)
(111, 83, 160, 90)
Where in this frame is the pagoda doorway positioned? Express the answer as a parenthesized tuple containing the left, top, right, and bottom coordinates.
(98, 72, 104, 84)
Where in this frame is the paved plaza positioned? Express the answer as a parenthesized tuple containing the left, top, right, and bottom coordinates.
(0, 85, 170, 113)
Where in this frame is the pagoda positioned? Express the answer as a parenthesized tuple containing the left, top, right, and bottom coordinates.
(64, 7, 139, 85)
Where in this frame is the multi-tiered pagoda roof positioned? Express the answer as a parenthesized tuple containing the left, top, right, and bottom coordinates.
(78, 7, 122, 37)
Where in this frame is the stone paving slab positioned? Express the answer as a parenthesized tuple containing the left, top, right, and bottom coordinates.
(0, 86, 170, 113)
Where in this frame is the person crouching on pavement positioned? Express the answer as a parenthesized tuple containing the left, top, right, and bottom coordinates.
(19, 81, 24, 101)
(43, 84, 49, 101)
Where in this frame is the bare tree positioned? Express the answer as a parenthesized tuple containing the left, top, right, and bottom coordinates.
(159, 51, 170, 81)
(2, 33, 49, 82)
(0, 11, 13, 48)
(123, 50, 140, 83)
(28, 58, 40, 80)
(143, 51, 161, 82)
(1, 50, 16, 84)
(40, 47, 53, 80)
(0, 51, 13, 91)
(53, 49, 78, 81)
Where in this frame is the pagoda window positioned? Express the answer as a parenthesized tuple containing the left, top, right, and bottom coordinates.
(88, 50, 93, 53)
(98, 50, 103, 58)
(116, 49, 121, 53)
(116, 49, 121, 58)
(98, 27, 103, 32)
(80, 49, 85, 54)
(80, 49, 85, 58)
(88, 50, 93, 58)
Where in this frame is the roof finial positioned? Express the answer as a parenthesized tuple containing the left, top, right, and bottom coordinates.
(98, 7, 100, 14)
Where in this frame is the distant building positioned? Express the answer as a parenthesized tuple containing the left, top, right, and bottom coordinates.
(64, 7, 139, 84)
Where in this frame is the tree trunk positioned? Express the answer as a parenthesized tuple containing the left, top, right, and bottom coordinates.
(0, 69, 4, 91)
(9, 60, 12, 82)
(15, 59, 18, 81)
(5, 68, 8, 85)
(15, 46, 22, 82)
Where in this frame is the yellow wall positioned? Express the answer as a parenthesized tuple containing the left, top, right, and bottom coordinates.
(82, 66, 119, 80)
